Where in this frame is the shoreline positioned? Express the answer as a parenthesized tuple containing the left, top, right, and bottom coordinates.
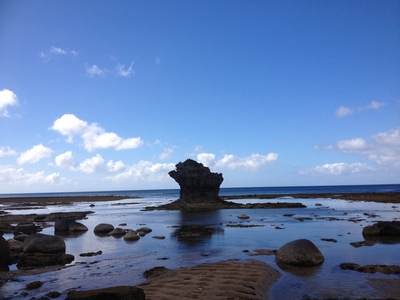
(0, 192, 399, 204)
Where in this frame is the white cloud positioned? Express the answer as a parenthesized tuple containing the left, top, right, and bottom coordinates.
(79, 154, 104, 173)
(116, 62, 134, 77)
(0, 146, 17, 157)
(51, 114, 143, 152)
(86, 64, 106, 77)
(335, 106, 354, 117)
(17, 144, 53, 165)
(55, 151, 77, 170)
(335, 127, 400, 167)
(106, 160, 175, 182)
(0, 165, 66, 186)
(107, 160, 127, 173)
(197, 152, 278, 171)
(335, 100, 386, 117)
(301, 162, 372, 176)
(159, 147, 174, 160)
(51, 114, 88, 142)
(0, 89, 19, 117)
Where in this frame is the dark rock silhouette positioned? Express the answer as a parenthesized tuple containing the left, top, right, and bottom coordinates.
(169, 159, 224, 204)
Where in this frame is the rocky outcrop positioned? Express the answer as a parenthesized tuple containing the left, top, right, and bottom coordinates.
(363, 221, 400, 236)
(66, 286, 145, 300)
(169, 159, 224, 204)
(276, 239, 324, 266)
(340, 263, 400, 274)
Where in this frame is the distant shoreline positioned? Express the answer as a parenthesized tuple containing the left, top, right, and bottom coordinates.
(0, 192, 399, 204)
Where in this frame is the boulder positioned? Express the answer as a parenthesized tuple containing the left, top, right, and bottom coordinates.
(14, 234, 28, 242)
(68, 222, 88, 232)
(374, 221, 400, 235)
(124, 229, 140, 241)
(94, 223, 114, 234)
(109, 228, 127, 238)
(0, 235, 10, 271)
(17, 252, 74, 269)
(276, 239, 324, 266)
(136, 227, 152, 234)
(362, 225, 381, 236)
(13, 222, 38, 235)
(54, 219, 76, 231)
(55, 219, 88, 232)
(66, 286, 145, 300)
(168, 159, 224, 204)
(23, 233, 66, 254)
(7, 238, 24, 252)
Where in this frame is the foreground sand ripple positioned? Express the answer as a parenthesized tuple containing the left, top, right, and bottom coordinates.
(138, 259, 280, 300)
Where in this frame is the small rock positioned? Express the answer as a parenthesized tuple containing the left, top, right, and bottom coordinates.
(80, 251, 102, 257)
(13, 234, 28, 242)
(136, 227, 152, 234)
(25, 281, 44, 290)
(47, 291, 61, 298)
(152, 236, 166, 239)
(144, 266, 171, 279)
(237, 214, 250, 219)
(124, 229, 140, 241)
(68, 222, 88, 232)
(108, 228, 126, 237)
(321, 238, 337, 243)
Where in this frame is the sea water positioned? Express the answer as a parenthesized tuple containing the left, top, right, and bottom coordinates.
(0, 184, 399, 299)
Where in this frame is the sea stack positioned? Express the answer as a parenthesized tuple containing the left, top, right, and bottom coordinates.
(169, 159, 224, 204)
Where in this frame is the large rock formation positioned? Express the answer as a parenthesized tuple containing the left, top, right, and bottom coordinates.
(168, 159, 224, 204)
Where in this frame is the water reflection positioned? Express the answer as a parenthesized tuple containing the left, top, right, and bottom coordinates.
(171, 210, 224, 247)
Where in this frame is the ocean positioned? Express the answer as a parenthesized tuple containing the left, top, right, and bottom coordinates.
(1, 183, 399, 199)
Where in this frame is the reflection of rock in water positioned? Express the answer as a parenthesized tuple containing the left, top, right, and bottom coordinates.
(172, 225, 224, 247)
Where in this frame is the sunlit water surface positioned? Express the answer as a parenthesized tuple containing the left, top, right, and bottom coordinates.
(1, 196, 399, 299)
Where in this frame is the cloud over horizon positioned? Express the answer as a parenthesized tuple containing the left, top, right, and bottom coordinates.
(197, 152, 278, 171)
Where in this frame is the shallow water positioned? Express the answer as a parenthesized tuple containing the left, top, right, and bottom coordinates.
(1, 197, 399, 299)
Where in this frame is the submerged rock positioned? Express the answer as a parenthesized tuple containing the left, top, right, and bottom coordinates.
(276, 239, 324, 266)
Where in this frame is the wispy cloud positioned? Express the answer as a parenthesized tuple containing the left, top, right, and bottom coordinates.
(0, 89, 19, 118)
(17, 144, 53, 165)
(197, 152, 278, 171)
(116, 62, 134, 77)
(50, 114, 143, 152)
(85, 64, 107, 77)
(335, 100, 386, 117)
(40, 46, 78, 60)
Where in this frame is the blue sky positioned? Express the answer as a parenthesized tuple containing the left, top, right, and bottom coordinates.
(0, 1, 399, 193)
